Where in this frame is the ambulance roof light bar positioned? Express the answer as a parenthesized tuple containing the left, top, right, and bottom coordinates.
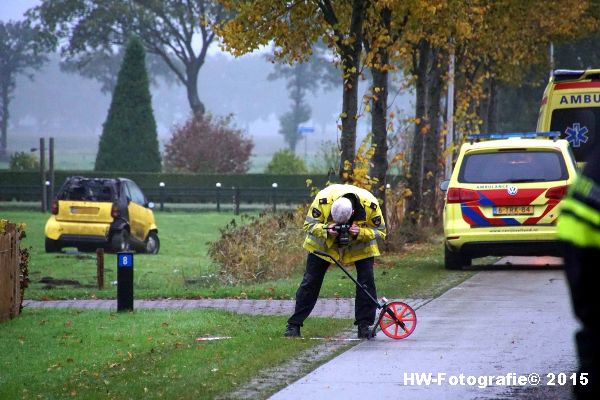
(553, 69, 585, 78)
(467, 131, 560, 144)
(553, 69, 600, 82)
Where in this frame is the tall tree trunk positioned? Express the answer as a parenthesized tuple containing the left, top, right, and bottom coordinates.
(0, 83, 9, 160)
(318, 0, 367, 181)
(486, 78, 498, 132)
(338, 0, 366, 181)
(370, 67, 388, 211)
(186, 64, 205, 116)
(421, 55, 443, 225)
(406, 40, 430, 224)
(369, 8, 390, 215)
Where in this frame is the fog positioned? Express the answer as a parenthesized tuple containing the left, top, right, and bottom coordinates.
(1, 1, 414, 171)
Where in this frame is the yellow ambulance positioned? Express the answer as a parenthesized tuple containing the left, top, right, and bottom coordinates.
(537, 69, 600, 161)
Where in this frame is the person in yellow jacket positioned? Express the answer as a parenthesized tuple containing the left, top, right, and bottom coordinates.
(558, 149, 600, 399)
(284, 184, 386, 339)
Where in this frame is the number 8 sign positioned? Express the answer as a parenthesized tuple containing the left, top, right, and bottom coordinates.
(118, 252, 134, 268)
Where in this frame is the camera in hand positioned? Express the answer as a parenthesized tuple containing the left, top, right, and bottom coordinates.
(333, 223, 351, 246)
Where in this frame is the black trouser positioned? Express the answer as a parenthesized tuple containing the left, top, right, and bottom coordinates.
(287, 253, 377, 327)
(564, 245, 600, 400)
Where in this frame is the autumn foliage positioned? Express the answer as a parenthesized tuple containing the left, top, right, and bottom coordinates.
(164, 113, 253, 173)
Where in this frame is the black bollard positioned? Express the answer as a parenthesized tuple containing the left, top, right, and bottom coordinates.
(117, 252, 134, 312)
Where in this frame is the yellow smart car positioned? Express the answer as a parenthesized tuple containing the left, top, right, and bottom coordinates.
(441, 132, 577, 269)
(44, 176, 159, 254)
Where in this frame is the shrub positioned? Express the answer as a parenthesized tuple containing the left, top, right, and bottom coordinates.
(95, 37, 161, 172)
(264, 149, 308, 174)
(9, 152, 38, 171)
(208, 210, 306, 284)
(164, 113, 253, 173)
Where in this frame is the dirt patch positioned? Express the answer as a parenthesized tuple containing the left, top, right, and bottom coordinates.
(184, 275, 219, 286)
(218, 328, 359, 400)
(55, 253, 96, 260)
(39, 277, 95, 289)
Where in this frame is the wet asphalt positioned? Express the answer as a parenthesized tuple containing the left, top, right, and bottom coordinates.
(270, 260, 578, 400)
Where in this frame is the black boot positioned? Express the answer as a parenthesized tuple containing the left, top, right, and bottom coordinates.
(284, 324, 301, 337)
(357, 324, 375, 339)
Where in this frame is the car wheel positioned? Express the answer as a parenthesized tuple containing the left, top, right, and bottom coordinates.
(144, 232, 160, 255)
(111, 230, 131, 253)
(444, 246, 464, 270)
(45, 237, 61, 253)
(463, 254, 472, 267)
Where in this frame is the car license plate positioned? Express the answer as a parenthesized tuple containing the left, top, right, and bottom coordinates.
(70, 206, 99, 214)
(494, 206, 534, 216)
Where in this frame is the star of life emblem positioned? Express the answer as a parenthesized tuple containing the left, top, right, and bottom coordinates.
(565, 123, 589, 147)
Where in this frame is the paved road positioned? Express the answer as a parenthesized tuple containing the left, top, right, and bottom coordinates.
(270, 268, 579, 400)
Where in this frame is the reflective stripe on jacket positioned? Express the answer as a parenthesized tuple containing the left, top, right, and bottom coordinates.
(302, 184, 386, 263)
(557, 175, 600, 250)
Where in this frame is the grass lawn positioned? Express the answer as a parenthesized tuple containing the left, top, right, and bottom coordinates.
(3, 210, 251, 299)
(1, 210, 474, 301)
(0, 309, 352, 399)
(1, 210, 475, 399)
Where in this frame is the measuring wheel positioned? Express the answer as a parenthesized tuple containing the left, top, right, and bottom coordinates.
(378, 301, 417, 340)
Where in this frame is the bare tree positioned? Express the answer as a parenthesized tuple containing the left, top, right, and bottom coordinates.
(0, 20, 54, 159)
(29, 0, 231, 115)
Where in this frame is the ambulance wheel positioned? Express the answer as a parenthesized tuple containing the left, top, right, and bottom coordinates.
(445, 246, 464, 270)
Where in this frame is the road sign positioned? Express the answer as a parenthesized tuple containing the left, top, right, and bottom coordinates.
(297, 126, 315, 134)
(118, 252, 133, 268)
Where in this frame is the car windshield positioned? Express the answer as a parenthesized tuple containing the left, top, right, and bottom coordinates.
(458, 150, 568, 183)
(58, 179, 116, 201)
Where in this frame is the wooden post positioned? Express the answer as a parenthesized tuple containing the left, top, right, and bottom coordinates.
(96, 248, 104, 290)
(49, 137, 55, 208)
(39, 138, 46, 213)
(234, 186, 240, 215)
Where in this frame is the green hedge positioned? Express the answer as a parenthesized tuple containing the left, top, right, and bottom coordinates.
(0, 171, 402, 203)
(0, 171, 332, 188)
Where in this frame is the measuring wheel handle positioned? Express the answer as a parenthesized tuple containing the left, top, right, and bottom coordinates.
(377, 301, 417, 340)
(311, 251, 417, 340)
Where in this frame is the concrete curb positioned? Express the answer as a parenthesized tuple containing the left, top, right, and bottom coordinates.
(23, 298, 432, 318)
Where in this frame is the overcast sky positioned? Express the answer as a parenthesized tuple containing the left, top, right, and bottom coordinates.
(0, 0, 39, 22)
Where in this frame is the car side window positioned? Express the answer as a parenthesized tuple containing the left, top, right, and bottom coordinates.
(122, 183, 132, 203)
(125, 182, 146, 205)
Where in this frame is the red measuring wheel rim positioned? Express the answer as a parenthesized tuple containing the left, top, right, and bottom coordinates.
(378, 301, 417, 340)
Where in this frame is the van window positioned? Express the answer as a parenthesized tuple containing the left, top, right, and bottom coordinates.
(458, 151, 568, 183)
(550, 107, 599, 161)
